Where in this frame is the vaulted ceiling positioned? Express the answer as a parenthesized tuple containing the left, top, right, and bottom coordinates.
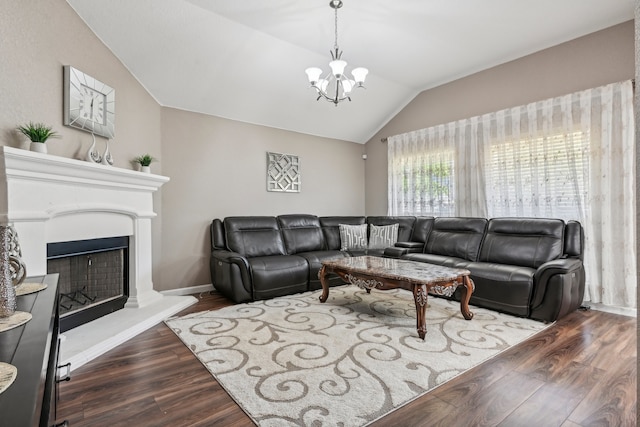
(66, 0, 633, 143)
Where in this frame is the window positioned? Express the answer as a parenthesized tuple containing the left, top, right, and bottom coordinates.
(487, 131, 589, 220)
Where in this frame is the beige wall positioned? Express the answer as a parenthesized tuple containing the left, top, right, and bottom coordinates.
(364, 21, 635, 215)
(0, 0, 167, 285)
(0, 0, 162, 167)
(158, 108, 364, 290)
(0, 0, 365, 292)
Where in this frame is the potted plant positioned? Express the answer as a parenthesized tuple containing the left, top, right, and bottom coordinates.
(17, 122, 59, 154)
(133, 154, 156, 173)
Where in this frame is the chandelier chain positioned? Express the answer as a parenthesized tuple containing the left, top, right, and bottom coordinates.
(333, 4, 339, 50)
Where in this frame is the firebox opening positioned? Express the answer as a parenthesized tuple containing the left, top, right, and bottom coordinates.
(47, 236, 130, 332)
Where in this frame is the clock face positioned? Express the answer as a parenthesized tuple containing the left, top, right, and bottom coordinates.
(63, 66, 115, 138)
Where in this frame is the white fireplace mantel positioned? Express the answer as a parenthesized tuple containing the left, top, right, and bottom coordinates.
(0, 146, 169, 308)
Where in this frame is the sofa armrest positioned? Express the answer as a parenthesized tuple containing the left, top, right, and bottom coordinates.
(395, 241, 424, 250)
(210, 250, 253, 303)
(531, 258, 585, 321)
(384, 241, 424, 258)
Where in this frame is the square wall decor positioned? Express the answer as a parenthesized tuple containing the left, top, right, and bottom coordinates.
(267, 152, 300, 193)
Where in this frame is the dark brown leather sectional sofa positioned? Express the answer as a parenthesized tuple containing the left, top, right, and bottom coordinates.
(210, 214, 585, 322)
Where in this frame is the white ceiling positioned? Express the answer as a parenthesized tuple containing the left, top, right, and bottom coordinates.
(66, 0, 633, 144)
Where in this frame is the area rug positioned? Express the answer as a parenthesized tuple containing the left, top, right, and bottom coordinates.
(165, 286, 550, 426)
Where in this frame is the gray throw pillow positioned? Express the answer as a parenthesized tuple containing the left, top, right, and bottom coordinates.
(339, 224, 368, 251)
(368, 223, 399, 249)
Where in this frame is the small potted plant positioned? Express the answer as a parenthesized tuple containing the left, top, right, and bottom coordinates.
(133, 154, 156, 173)
(17, 122, 59, 154)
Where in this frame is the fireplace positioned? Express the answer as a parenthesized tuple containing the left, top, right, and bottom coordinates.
(48, 236, 130, 332)
(0, 146, 197, 371)
(0, 146, 169, 309)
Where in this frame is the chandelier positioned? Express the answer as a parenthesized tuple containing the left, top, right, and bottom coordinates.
(305, 0, 368, 106)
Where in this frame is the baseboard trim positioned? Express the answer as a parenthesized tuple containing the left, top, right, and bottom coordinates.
(160, 284, 215, 296)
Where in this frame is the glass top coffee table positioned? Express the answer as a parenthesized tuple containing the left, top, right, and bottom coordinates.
(319, 256, 474, 340)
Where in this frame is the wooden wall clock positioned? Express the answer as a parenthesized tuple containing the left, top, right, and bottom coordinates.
(63, 65, 115, 138)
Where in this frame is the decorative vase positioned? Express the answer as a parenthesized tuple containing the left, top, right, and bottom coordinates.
(141, 165, 151, 173)
(101, 139, 114, 166)
(0, 226, 17, 318)
(86, 133, 102, 163)
(7, 225, 26, 287)
(29, 142, 47, 154)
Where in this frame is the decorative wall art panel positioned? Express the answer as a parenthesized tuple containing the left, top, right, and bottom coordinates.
(266, 152, 300, 193)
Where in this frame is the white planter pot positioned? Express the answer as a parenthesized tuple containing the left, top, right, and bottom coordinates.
(141, 165, 151, 173)
(30, 142, 47, 154)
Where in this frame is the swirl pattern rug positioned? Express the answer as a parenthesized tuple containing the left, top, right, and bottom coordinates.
(166, 286, 549, 426)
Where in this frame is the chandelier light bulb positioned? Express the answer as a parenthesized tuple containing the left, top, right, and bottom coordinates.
(329, 60, 347, 78)
(305, 67, 323, 85)
(304, 0, 368, 106)
(351, 67, 369, 85)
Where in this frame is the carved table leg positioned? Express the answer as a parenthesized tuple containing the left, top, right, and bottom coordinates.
(319, 265, 329, 303)
(413, 284, 428, 340)
(459, 276, 474, 320)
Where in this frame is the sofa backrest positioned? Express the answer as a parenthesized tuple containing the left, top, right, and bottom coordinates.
(564, 220, 584, 260)
(366, 216, 415, 242)
(479, 218, 565, 268)
(319, 216, 366, 250)
(425, 217, 488, 261)
(410, 217, 435, 243)
(277, 214, 326, 254)
(224, 216, 287, 257)
(210, 219, 226, 251)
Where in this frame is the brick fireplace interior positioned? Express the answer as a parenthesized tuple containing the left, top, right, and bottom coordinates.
(48, 236, 129, 332)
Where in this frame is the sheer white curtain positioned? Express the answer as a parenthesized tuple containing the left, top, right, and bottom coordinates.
(388, 80, 636, 308)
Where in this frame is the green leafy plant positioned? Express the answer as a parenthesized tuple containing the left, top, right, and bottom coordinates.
(133, 154, 156, 167)
(17, 122, 59, 143)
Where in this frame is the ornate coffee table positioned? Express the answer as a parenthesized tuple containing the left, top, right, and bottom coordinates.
(319, 256, 474, 340)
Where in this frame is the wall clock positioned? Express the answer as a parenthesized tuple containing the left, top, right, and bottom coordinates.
(63, 65, 115, 138)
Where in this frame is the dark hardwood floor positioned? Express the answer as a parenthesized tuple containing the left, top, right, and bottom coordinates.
(57, 292, 637, 427)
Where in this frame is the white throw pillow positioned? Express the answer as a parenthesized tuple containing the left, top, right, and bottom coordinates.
(368, 223, 399, 249)
(339, 224, 368, 251)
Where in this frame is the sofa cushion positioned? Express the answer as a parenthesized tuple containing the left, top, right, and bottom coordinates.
(479, 218, 564, 268)
(225, 216, 286, 257)
(278, 214, 325, 254)
(296, 250, 347, 290)
(425, 217, 488, 261)
(248, 255, 309, 300)
(403, 253, 470, 269)
(368, 223, 399, 249)
(320, 216, 366, 250)
(339, 224, 368, 251)
(464, 261, 535, 317)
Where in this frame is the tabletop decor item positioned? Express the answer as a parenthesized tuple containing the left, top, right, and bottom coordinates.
(7, 226, 25, 288)
(86, 133, 102, 163)
(16, 122, 59, 154)
(0, 362, 17, 395)
(101, 139, 114, 165)
(0, 226, 17, 318)
(64, 65, 115, 139)
(133, 154, 155, 173)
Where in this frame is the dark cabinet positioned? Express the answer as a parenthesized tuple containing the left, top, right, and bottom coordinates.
(0, 274, 65, 426)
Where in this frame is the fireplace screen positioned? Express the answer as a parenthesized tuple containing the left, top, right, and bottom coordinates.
(47, 236, 129, 331)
